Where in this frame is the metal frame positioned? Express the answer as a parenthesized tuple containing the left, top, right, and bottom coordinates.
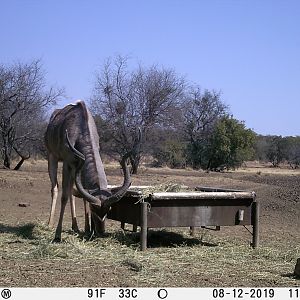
(107, 186, 259, 251)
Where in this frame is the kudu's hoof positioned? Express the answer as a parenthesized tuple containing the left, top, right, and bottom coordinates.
(52, 237, 61, 243)
(72, 225, 80, 233)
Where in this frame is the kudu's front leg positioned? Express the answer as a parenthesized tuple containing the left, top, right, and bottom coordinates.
(70, 195, 79, 233)
(53, 164, 72, 242)
(83, 199, 91, 235)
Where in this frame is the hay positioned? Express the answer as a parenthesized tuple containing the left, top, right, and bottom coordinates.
(0, 222, 299, 286)
(132, 181, 190, 201)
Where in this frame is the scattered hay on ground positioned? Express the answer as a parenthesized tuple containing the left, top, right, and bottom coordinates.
(0, 222, 299, 286)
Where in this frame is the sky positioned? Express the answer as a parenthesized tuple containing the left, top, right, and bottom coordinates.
(1, 0, 299, 136)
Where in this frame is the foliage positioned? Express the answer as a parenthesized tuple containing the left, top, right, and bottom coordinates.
(253, 135, 300, 168)
(146, 126, 186, 168)
(207, 116, 256, 170)
(254, 135, 270, 162)
(89, 57, 263, 172)
(284, 136, 300, 168)
(266, 136, 286, 167)
(152, 137, 187, 168)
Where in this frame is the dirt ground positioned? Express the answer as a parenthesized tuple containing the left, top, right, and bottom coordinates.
(0, 160, 299, 287)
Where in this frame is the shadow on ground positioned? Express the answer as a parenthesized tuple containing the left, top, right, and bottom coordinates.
(0, 223, 36, 239)
(112, 229, 218, 248)
(0, 222, 218, 249)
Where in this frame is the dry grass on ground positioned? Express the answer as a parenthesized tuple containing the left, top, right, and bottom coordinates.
(0, 160, 299, 287)
(0, 222, 299, 287)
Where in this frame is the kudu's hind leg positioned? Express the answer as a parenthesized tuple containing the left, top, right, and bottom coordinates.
(48, 154, 59, 227)
(54, 164, 72, 242)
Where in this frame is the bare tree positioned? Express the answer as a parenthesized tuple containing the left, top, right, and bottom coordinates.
(90, 55, 185, 173)
(0, 60, 64, 169)
(183, 88, 228, 169)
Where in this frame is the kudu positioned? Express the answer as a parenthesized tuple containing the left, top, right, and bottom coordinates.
(45, 100, 131, 242)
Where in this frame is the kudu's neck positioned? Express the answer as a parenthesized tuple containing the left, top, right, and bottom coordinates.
(77, 121, 108, 191)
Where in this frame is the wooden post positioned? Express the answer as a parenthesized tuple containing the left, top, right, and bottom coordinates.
(294, 258, 300, 277)
(121, 222, 125, 230)
(100, 220, 105, 234)
(189, 226, 195, 236)
(140, 201, 148, 251)
(252, 201, 259, 248)
(133, 224, 138, 232)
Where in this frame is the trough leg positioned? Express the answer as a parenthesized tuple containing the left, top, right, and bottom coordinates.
(189, 226, 195, 236)
(140, 201, 148, 251)
(121, 222, 125, 230)
(100, 220, 106, 234)
(252, 201, 260, 248)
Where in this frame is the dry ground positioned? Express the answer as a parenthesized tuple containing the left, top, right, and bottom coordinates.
(0, 160, 299, 287)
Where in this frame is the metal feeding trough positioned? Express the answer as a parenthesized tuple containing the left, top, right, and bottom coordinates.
(107, 185, 259, 251)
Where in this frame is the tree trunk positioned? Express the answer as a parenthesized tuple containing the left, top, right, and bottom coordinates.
(14, 155, 30, 170)
(13, 148, 30, 171)
(206, 159, 212, 171)
(3, 145, 11, 169)
(3, 155, 11, 169)
(14, 158, 24, 170)
(130, 153, 140, 175)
